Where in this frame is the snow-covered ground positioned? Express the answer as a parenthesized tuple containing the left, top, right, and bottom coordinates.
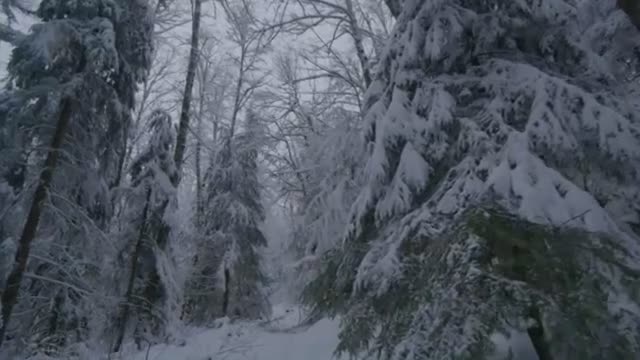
(112, 309, 540, 360)
(121, 305, 344, 360)
(114, 306, 537, 360)
(112, 207, 348, 360)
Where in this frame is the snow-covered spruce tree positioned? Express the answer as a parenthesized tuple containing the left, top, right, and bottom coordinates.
(0, 0, 153, 355)
(184, 110, 269, 324)
(112, 110, 178, 352)
(304, 1, 640, 359)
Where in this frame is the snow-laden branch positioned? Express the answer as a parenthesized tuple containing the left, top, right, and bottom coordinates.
(0, 23, 25, 45)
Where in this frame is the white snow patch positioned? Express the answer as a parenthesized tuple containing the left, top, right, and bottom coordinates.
(116, 305, 345, 360)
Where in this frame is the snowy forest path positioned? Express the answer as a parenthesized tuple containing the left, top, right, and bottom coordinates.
(120, 304, 344, 360)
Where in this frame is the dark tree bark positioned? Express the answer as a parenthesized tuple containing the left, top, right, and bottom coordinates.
(0, 99, 74, 348)
(111, 122, 131, 189)
(222, 268, 230, 316)
(173, 0, 202, 173)
(112, 188, 153, 353)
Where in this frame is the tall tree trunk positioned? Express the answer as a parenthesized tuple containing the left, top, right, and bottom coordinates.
(174, 0, 202, 173)
(194, 75, 206, 227)
(112, 188, 153, 353)
(0, 99, 74, 348)
(132, 0, 203, 337)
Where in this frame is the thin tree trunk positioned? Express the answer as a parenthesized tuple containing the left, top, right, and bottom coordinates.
(45, 294, 64, 354)
(195, 113, 203, 226)
(112, 188, 153, 353)
(213, 116, 219, 142)
(174, 0, 202, 173)
(194, 70, 206, 226)
(229, 48, 246, 139)
(112, 81, 145, 189)
(222, 268, 230, 317)
(345, 0, 372, 88)
(0, 99, 74, 348)
(112, 118, 131, 189)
